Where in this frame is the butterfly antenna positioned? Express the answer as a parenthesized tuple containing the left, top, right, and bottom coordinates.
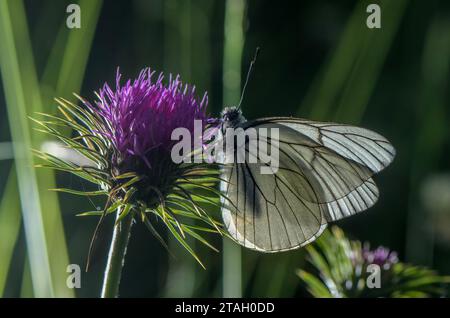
(237, 47, 260, 109)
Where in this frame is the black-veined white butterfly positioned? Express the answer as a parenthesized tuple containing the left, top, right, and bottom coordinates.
(217, 49, 395, 252)
(218, 108, 395, 252)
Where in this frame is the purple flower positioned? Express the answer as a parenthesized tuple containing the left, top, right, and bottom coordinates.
(37, 67, 226, 269)
(362, 245, 399, 269)
(81, 68, 212, 206)
(89, 68, 208, 170)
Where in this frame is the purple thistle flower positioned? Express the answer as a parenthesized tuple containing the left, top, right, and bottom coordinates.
(91, 68, 208, 170)
(80, 68, 213, 207)
(362, 245, 399, 269)
(36, 67, 227, 274)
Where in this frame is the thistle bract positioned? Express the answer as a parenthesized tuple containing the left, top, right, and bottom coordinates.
(34, 68, 225, 267)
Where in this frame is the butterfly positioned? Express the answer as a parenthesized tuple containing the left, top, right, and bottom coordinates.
(216, 49, 395, 252)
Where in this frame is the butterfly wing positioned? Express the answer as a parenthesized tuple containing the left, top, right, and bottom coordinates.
(221, 160, 328, 252)
(220, 117, 395, 252)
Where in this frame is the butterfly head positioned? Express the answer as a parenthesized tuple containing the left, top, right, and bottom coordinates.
(221, 106, 246, 130)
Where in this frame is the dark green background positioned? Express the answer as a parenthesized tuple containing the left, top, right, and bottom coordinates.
(0, 0, 449, 297)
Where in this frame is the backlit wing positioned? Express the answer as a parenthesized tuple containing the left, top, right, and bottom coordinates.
(220, 117, 395, 252)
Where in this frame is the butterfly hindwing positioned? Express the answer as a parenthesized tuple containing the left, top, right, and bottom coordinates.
(221, 157, 327, 252)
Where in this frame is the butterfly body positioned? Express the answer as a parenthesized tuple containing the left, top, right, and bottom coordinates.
(220, 106, 246, 132)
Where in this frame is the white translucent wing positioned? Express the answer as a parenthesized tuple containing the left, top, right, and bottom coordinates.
(220, 117, 395, 252)
(258, 118, 395, 174)
(320, 177, 379, 221)
(252, 118, 394, 221)
(221, 162, 328, 252)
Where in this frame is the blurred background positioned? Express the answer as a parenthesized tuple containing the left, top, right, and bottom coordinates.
(0, 0, 449, 297)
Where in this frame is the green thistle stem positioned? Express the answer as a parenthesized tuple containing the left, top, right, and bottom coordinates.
(101, 208, 133, 298)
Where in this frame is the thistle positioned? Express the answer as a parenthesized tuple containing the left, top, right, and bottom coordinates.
(33, 68, 226, 297)
(297, 226, 450, 298)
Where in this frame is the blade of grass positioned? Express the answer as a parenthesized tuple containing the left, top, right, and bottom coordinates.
(8, 0, 102, 298)
(0, 167, 21, 296)
(299, 0, 406, 122)
(54, 0, 103, 100)
(20, 256, 34, 298)
(258, 0, 406, 297)
(0, 0, 53, 297)
(221, 0, 246, 298)
(333, 0, 407, 123)
(298, 0, 367, 120)
(162, 0, 199, 298)
(7, 0, 74, 297)
(41, 0, 103, 110)
(405, 17, 450, 265)
(0, 0, 103, 297)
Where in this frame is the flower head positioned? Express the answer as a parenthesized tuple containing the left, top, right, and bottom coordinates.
(35, 67, 225, 268)
(93, 68, 208, 171)
(76, 68, 214, 207)
(362, 245, 398, 269)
